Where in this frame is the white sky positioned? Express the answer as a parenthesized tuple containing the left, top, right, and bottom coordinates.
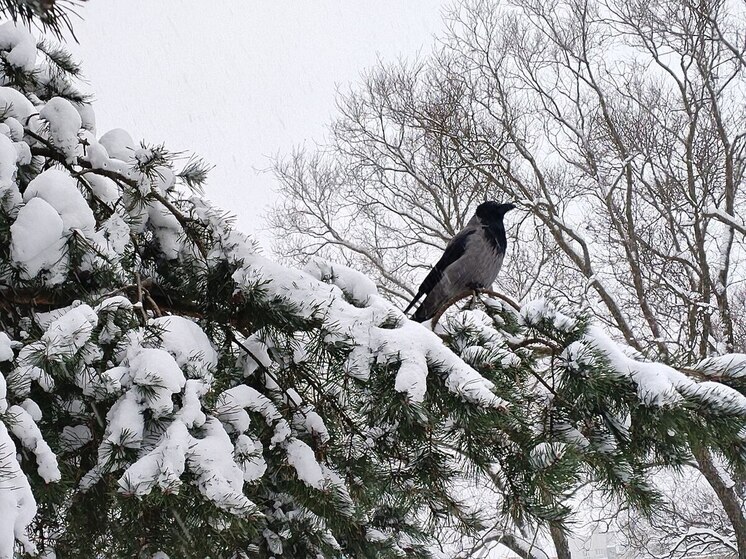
(66, 1, 447, 250)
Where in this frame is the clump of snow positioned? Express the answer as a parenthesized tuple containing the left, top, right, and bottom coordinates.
(696, 354, 746, 378)
(0, 22, 36, 72)
(520, 298, 577, 331)
(0, 86, 35, 123)
(119, 421, 190, 496)
(285, 438, 324, 490)
(148, 201, 183, 260)
(10, 196, 65, 278)
(40, 304, 97, 360)
(0, 421, 38, 558)
(0, 371, 6, 416)
(7, 405, 61, 482)
(0, 133, 20, 211)
(24, 169, 95, 232)
(19, 398, 41, 421)
(186, 417, 257, 515)
(529, 442, 567, 469)
(39, 98, 81, 163)
(99, 128, 135, 162)
(12, 169, 99, 282)
(234, 434, 267, 482)
(86, 173, 120, 204)
(393, 350, 428, 403)
(561, 340, 597, 372)
(150, 316, 217, 376)
(103, 390, 144, 450)
(215, 384, 281, 433)
(299, 409, 330, 444)
(128, 348, 186, 418)
(554, 422, 591, 449)
(305, 258, 378, 305)
(0, 332, 12, 362)
(73, 101, 95, 133)
(177, 379, 207, 428)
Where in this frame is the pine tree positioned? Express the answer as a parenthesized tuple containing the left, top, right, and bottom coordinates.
(0, 17, 745, 559)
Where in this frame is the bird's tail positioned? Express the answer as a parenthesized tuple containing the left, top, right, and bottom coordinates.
(411, 292, 442, 323)
(403, 292, 423, 317)
(411, 300, 434, 323)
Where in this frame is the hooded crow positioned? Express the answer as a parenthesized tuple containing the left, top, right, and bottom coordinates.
(404, 201, 515, 322)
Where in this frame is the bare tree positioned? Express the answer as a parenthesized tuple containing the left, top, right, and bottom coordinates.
(618, 467, 740, 558)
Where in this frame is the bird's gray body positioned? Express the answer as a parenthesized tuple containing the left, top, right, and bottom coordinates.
(405, 202, 514, 322)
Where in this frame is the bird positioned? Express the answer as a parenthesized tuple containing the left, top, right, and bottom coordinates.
(404, 201, 515, 322)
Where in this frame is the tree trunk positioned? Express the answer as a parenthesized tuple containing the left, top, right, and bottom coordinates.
(550, 525, 572, 559)
(693, 445, 746, 558)
(500, 534, 551, 559)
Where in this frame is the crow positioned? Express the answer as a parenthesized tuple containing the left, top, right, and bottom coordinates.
(404, 201, 515, 322)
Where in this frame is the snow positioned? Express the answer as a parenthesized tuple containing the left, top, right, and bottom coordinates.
(10, 196, 66, 278)
(11, 169, 101, 281)
(0, 332, 12, 362)
(119, 420, 190, 496)
(305, 258, 379, 304)
(529, 442, 567, 469)
(86, 173, 120, 204)
(697, 354, 746, 378)
(148, 201, 183, 259)
(229, 251, 506, 408)
(0, 369, 6, 415)
(0, 86, 35, 123)
(128, 348, 186, 418)
(521, 298, 576, 332)
(7, 405, 61, 483)
(300, 410, 330, 443)
(40, 304, 97, 359)
(39, 97, 82, 163)
(587, 326, 746, 413)
(0, 133, 20, 211)
(215, 384, 281, 433)
(561, 340, 597, 371)
(285, 438, 324, 490)
(119, 414, 259, 517)
(0, 22, 36, 72)
(150, 315, 217, 376)
(103, 390, 144, 449)
(4, 116, 22, 141)
(8, 22, 746, 554)
(186, 417, 257, 515)
(19, 398, 42, 421)
(234, 434, 267, 482)
(24, 169, 96, 233)
(0, 421, 38, 558)
(99, 128, 135, 161)
(394, 349, 428, 403)
(177, 379, 207, 428)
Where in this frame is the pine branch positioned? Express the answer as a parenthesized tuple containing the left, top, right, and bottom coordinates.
(0, 0, 87, 40)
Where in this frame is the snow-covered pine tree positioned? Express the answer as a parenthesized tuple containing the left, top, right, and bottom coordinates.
(1, 19, 746, 559)
(434, 295, 746, 556)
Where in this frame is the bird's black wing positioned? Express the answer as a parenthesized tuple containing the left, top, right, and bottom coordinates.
(418, 228, 475, 294)
(403, 228, 476, 316)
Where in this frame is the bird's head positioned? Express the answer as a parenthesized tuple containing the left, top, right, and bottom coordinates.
(476, 201, 516, 223)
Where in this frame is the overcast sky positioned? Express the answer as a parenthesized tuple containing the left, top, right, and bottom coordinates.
(66, 2, 447, 250)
